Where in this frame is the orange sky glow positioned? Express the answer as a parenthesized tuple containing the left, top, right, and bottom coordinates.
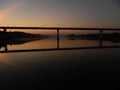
(0, 0, 120, 35)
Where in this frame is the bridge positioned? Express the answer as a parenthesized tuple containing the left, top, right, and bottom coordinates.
(0, 26, 120, 33)
(0, 26, 120, 53)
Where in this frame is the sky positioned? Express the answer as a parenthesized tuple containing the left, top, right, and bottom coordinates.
(0, 0, 120, 28)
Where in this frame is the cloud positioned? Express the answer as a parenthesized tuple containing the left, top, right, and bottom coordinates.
(0, 0, 28, 22)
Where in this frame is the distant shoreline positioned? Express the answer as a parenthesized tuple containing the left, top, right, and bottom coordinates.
(66, 33, 120, 42)
(0, 31, 45, 40)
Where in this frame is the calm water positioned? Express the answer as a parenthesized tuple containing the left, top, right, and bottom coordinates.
(0, 38, 120, 88)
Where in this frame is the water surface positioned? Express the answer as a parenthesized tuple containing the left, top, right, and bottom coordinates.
(0, 38, 120, 88)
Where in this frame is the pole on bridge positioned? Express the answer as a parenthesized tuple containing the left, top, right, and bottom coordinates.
(99, 30, 103, 47)
(3, 28, 7, 32)
(57, 29, 60, 49)
(5, 45, 8, 52)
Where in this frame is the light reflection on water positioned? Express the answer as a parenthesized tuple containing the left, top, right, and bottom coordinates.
(7, 38, 100, 50)
(0, 38, 120, 88)
(0, 38, 119, 51)
(8, 39, 57, 50)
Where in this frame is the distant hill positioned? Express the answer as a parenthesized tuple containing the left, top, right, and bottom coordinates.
(0, 31, 44, 40)
(66, 33, 120, 42)
(0, 31, 45, 49)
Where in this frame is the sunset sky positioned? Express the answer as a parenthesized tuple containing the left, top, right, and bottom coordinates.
(0, 0, 120, 28)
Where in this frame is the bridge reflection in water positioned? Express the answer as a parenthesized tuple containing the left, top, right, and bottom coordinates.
(0, 39, 120, 53)
(0, 26, 120, 53)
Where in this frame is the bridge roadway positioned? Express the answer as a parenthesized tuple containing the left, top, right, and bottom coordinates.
(0, 26, 120, 30)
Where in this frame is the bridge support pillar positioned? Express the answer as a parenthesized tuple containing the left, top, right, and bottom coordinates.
(5, 45, 8, 52)
(99, 30, 103, 47)
(57, 29, 60, 49)
(3, 28, 7, 32)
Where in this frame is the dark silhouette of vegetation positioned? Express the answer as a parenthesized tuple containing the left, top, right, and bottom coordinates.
(0, 38, 43, 49)
(0, 31, 45, 50)
(0, 31, 44, 39)
(66, 33, 120, 43)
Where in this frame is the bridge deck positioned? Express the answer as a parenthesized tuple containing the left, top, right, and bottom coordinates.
(0, 26, 120, 30)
